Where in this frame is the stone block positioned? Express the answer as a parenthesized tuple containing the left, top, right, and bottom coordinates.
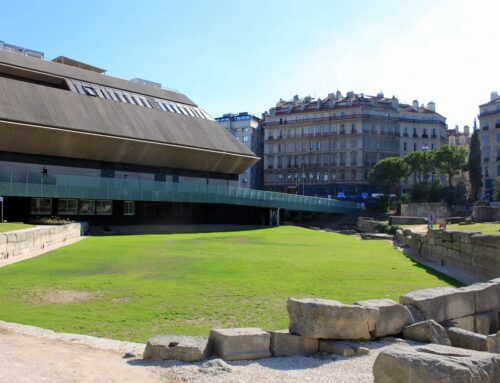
(475, 311, 500, 335)
(488, 332, 500, 353)
(405, 305, 425, 324)
(319, 340, 369, 357)
(461, 283, 500, 313)
(210, 328, 270, 361)
(402, 320, 451, 346)
(287, 298, 378, 340)
(355, 299, 412, 337)
(446, 327, 488, 351)
(399, 286, 475, 322)
(373, 344, 500, 383)
(269, 330, 318, 357)
(442, 315, 475, 332)
(143, 335, 209, 362)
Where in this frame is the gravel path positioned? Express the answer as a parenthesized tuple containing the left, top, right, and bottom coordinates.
(0, 320, 408, 383)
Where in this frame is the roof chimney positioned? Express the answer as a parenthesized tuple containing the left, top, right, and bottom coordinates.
(412, 100, 419, 111)
(491, 91, 499, 101)
(427, 101, 436, 112)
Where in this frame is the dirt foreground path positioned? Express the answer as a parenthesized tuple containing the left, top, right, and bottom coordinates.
(0, 321, 167, 383)
(0, 320, 408, 383)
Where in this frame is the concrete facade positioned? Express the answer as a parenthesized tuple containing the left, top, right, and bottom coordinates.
(262, 92, 447, 198)
(479, 92, 500, 199)
(215, 113, 263, 189)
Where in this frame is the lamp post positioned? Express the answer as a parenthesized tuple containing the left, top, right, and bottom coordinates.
(301, 161, 305, 195)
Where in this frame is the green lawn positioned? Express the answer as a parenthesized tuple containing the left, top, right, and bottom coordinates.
(0, 226, 458, 342)
(447, 222, 500, 235)
(0, 223, 34, 233)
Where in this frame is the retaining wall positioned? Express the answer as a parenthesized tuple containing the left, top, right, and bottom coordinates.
(0, 223, 82, 260)
(397, 228, 500, 280)
(356, 218, 387, 233)
(473, 205, 500, 223)
(400, 202, 451, 218)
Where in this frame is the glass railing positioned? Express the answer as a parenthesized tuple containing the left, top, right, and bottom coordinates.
(0, 170, 362, 214)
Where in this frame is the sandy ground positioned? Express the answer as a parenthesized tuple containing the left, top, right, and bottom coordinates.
(0, 320, 409, 383)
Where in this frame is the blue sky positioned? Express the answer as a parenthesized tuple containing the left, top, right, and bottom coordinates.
(1, 0, 498, 128)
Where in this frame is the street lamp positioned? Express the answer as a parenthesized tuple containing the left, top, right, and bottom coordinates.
(301, 161, 305, 195)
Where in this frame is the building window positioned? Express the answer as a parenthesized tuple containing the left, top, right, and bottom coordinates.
(96, 200, 113, 215)
(413, 143, 417, 151)
(484, 167, 490, 177)
(79, 200, 95, 215)
(82, 85, 98, 97)
(403, 142, 407, 151)
(58, 199, 78, 215)
(31, 198, 52, 215)
(243, 136, 249, 142)
(124, 201, 135, 216)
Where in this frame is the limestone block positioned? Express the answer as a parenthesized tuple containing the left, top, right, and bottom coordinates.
(488, 332, 500, 353)
(319, 340, 369, 357)
(269, 330, 318, 357)
(402, 320, 451, 346)
(405, 305, 425, 324)
(143, 335, 209, 362)
(0, 234, 6, 245)
(461, 283, 500, 313)
(287, 298, 378, 340)
(442, 315, 475, 332)
(355, 299, 412, 337)
(373, 344, 500, 383)
(399, 287, 475, 322)
(210, 328, 270, 361)
(446, 327, 488, 351)
(475, 311, 500, 335)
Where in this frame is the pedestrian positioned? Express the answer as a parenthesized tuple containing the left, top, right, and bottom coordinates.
(428, 212, 434, 229)
(41, 167, 48, 183)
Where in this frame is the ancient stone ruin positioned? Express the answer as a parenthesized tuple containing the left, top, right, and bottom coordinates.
(143, 278, 500, 381)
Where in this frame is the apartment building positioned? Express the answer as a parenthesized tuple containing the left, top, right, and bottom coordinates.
(447, 125, 471, 188)
(262, 91, 447, 198)
(478, 92, 500, 199)
(215, 112, 263, 189)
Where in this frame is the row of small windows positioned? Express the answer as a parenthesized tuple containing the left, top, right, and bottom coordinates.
(69, 80, 212, 120)
(30, 198, 134, 216)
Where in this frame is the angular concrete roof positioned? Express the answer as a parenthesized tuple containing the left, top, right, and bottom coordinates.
(0, 51, 259, 175)
(0, 50, 194, 105)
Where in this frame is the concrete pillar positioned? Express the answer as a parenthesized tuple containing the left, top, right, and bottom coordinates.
(276, 208, 281, 226)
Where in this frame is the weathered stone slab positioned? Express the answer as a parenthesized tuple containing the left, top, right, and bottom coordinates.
(143, 335, 209, 362)
(373, 344, 500, 383)
(355, 299, 412, 337)
(446, 327, 488, 351)
(399, 287, 475, 322)
(210, 328, 270, 361)
(269, 330, 318, 357)
(402, 320, 451, 346)
(460, 283, 500, 313)
(488, 332, 500, 353)
(442, 315, 475, 332)
(319, 340, 369, 357)
(475, 311, 500, 335)
(405, 305, 425, 324)
(287, 298, 378, 340)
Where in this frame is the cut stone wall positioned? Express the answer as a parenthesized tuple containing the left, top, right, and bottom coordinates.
(473, 205, 500, 223)
(0, 223, 82, 260)
(400, 202, 452, 218)
(356, 218, 387, 233)
(398, 228, 500, 280)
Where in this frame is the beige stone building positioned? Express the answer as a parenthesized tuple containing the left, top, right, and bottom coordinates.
(447, 125, 471, 188)
(262, 91, 447, 198)
(478, 92, 500, 199)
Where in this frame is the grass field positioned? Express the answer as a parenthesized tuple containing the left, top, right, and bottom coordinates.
(0, 223, 34, 233)
(0, 226, 459, 342)
(447, 222, 500, 235)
